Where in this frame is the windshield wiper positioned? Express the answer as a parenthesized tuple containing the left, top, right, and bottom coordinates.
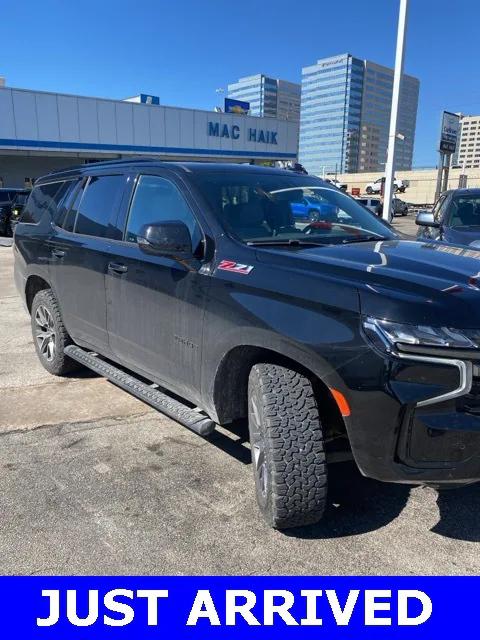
(247, 238, 327, 247)
(340, 234, 390, 244)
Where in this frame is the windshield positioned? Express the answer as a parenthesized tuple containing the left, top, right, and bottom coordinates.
(192, 171, 396, 245)
(448, 195, 480, 229)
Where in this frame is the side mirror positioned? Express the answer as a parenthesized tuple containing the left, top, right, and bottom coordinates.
(137, 221, 192, 257)
(415, 210, 439, 228)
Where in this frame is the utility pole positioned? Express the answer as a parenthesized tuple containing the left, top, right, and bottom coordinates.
(442, 153, 450, 192)
(383, 0, 409, 222)
(435, 152, 444, 202)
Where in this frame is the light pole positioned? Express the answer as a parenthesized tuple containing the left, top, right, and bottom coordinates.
(383, 0, 409, 222)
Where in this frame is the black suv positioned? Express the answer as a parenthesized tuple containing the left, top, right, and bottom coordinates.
(13, 160, 480, 529)
(0, 188, 30, 236)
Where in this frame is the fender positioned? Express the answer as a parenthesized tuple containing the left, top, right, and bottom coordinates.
(204, 325, 354, 426)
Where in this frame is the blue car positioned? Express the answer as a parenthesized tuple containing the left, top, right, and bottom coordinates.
(416, 188, 480, 246)
(290, 195, 338, 222)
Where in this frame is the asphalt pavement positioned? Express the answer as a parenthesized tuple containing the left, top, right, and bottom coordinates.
(1, 219, 479, 575)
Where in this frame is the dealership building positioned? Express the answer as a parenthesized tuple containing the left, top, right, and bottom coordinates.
(0, 85, 299, 188)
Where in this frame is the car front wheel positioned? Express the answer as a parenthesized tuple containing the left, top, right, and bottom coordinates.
(248, 363, 327, 529)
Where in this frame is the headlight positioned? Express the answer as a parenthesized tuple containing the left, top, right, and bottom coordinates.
(363, 316, 480, 352)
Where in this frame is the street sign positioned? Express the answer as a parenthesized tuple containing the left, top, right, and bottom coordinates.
(439, 111, 460, 153)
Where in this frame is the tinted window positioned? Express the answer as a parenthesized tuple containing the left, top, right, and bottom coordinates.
(125, 175, 202, 249)
(192, 171, 396, 244)
(20, 182, 68, 224)
(448, 195, 480, 228)
(55, 180, 83, 230)
(75, 175, 124, 237)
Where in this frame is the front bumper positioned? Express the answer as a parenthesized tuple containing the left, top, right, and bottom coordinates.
(342, 346, 480, 485)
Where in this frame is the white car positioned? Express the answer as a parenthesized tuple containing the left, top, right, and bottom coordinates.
(365, 177, 407, 194)
(324, 178, 347, 191)
(355, 197, 381, 214)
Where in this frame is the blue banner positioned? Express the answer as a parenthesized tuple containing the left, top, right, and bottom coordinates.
(0, 576, 476, 638)
(225, 98, 250, 115)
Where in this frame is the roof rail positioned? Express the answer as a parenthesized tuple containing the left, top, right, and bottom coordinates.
(45, 156, 159, 175)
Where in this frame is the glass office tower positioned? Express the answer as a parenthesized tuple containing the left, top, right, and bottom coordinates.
(227, 74, 300, 122)
(299, 54, 419, 175)
(299, 54, 364, 175)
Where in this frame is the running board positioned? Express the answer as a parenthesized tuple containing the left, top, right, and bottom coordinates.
(64, 345, 216, 437)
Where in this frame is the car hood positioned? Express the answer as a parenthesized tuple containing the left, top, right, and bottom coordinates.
(256, 239, 480, 327)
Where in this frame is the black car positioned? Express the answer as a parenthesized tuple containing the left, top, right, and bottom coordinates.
(416, 188, 480, 246)
(0, 188, 30, 236)
(13, 160, 480, 529)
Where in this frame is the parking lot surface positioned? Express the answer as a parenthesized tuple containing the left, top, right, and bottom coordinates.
(1, 221, 479, 575)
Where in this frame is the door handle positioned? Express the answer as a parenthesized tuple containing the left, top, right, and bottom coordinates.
(108, 262, 128, 274)
(51, 248, 65, 258)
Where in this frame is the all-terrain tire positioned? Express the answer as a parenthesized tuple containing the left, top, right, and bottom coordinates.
(248, 363, 327, 529)
(31, 288, 80, 376)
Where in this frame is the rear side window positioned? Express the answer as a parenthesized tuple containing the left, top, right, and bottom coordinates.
(55, 180, 83, 230)
(74, 175, 124, 237)
(20, 182, 68, 224)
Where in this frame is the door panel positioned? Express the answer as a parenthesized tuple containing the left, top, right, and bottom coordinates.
(105, 173, 209, 402)
(48, 173, 128, 353)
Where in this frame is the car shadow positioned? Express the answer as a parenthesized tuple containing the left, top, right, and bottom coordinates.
(208, 427, 480, 542)
(432, 483, 480, 542)
(286, 461, 413, 539)
(285, 462, 480, 542)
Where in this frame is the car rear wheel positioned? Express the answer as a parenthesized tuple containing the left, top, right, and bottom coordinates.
(31, 289, 80, 376)
(308, 209, 320, 222)
(248, 363, 327, 529)
(366, 187, 373, 194)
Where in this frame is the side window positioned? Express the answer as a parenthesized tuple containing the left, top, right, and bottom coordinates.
(20, 182, 68, 224)
(55, 180, 83, 230)
(125, 175, 202, 250)
(74, 175, 125, 238)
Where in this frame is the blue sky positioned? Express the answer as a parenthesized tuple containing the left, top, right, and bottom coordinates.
(2, 0, 479, 166)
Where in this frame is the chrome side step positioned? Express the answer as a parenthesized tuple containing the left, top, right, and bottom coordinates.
(64, 345, 216, 437)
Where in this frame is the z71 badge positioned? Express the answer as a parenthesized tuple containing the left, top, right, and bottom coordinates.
(218, 260, 254, 275)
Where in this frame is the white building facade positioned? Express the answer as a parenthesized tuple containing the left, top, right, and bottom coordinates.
(0, 86, 299, 187)
(454, 115, 480, 169)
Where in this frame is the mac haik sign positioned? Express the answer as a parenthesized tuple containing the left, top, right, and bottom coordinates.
(208, 121, 278, 145)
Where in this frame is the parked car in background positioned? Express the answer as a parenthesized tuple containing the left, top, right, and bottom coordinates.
(392, 197, 408, 216)
(355, 197, 381, 214)
(354, 197, 407, 219)
(0, 188, 30, 236)
(416, 188, 480, 246)
(8, 192, 31, 234)
(365, 177, 407, 194)
(290, 194, 338, 221)
(324, 178, 347, 191)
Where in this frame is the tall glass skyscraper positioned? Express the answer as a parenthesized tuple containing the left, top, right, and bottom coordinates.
(227, 74, 301, 123)
(299, 54, 419, 175)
